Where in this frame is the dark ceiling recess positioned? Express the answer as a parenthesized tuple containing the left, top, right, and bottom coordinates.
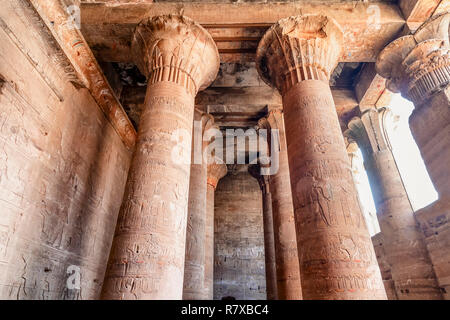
(98, 61, 363, 131)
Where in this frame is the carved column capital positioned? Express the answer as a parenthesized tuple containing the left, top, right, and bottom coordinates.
(132, 15, 220, 96)
(207, 160, 227, 190)
(265, 107, 284, 130)
(344, 108, 389, 160)
(248, 164, 270, 194)
(376, 13, 450, 107)
(256, 15, 343, 94)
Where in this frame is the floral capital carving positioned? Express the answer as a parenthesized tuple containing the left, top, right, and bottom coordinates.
(132, 15, 220, 96)
(256, 15, 343, 94)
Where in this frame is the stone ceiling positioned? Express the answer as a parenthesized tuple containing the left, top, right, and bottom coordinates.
(77, 0, 443, 134)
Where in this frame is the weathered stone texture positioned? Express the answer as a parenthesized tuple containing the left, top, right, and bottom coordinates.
(372, 233, 398, 300)
(258, 111, 302, 300)
(377, 13, 450, 299)
(257, 15, 386, 300)
(0, 8, 131, 299)
(248, 165, 278, 300)
(183, 111, 214, 300)
(415, 196, 450, 300)
(101, 15, 219, 300)
(411, 87, 450, 299)
(214, 168, 266, 300)
(346, 109, 442, 299)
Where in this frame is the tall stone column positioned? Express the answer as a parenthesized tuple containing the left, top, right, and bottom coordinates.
(345, 108, 442, 299)
(248, 164, 278, 300)
(376, 12, 450, 298)
(101, 15, 219, 300)
(183, 111, 215, 300)
(256, 15, 386, 299)
(205, 159, 227, 299)
(258, 110, 302, 300)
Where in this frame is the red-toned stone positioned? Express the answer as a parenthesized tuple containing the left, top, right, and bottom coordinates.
(377, 13, 450, 298)
(346, 108, 442, 300)
(205, 157, 227, 299)
(257, 15, 386, 300)
(258, 110, 302, 300)
(248, 164, 278, 300)
(101, 15, 219, 300)
(183, 111, 215, 300)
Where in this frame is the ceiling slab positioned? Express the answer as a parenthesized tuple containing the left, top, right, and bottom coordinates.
(80, 1, 405, 63)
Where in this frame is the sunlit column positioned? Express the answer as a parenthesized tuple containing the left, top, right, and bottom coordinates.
(376, 13, 450, 199)
(346, 108, 442, 300)
(376, 12, 450, 298)
(102, 15, 219, 300)
(256, 15, 386, 299)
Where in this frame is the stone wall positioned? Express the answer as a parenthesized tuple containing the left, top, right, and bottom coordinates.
(0, 8, 131, 299)
(415, 199, 450, 300)
(214, 167, 266, 300)
(372, 233, 397, 300)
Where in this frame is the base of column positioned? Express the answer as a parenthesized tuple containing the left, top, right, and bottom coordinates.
(415, 195, 450, 300)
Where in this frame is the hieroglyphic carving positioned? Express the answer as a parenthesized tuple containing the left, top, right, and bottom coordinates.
(102, 15, 219, 300)
(13, 0, 81, 86)
(256, 16, 386, 299)
(28, 0, 137, 149)
(256, 110, 302, 300)
(248, 164, 277, 300)
(183, 111, 214, 300)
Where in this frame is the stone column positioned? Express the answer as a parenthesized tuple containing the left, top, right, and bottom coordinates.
(256, 15, 386, 299)
(345, 108, 442, 300)
(248, 164, 278, 300)
(183, 111, 215, 300)
(101, 15, 219, 300)
(344, 139, 380, 237)
(258, 110, 302, 300)
(205, 160, 227, 299)
(376, 12, 450, 298)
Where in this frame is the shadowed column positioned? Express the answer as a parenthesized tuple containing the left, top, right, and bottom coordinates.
(376, 13, 450, 298)
(101, 15, 219, 300)
(205, 158, 227, 299)
(183, 111, 215, 300)
(248, 164, 279, 300)
(345, 108, 442, 300)
(256, 15, 386, 299)
(258, 110, 302, 300)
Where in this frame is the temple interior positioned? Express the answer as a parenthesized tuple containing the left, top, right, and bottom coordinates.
(0, 0, 449, 300)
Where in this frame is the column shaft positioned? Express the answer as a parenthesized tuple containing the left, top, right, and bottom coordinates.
(284, 81, 385, 299)
(347, 109, 442, 299)
(183, 113, 211, 300)
(256, 15, 386, 299)
(376, 13, 450, 298)
(262, 191, 278, 300)
(248, 164, 279, 300)
(205, 160, 227, 299)
(103, 82, 194, 299)
(264, 114, 302, 300)
(205, 184, 215, 299)
(101, 15, 219, 300)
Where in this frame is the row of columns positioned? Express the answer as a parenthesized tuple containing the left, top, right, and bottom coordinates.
(374, 12, 450, 298)
(255, 16, 386, 299)
(345, 108, 442, 299)
(99, 11, 449, 300)
(101, 15, 223, 299)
